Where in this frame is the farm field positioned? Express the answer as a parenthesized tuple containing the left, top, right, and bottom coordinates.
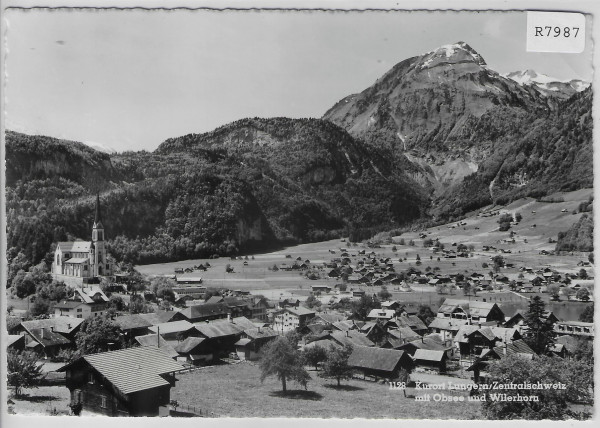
(171, 362, 481, 419)
(135, 189, 593, 312)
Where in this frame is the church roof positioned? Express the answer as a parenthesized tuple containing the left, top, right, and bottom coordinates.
(58, 241, 92, 252)
(64, 257, 90, 264)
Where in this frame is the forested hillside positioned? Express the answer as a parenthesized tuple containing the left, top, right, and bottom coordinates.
(5, 118, 428, 275)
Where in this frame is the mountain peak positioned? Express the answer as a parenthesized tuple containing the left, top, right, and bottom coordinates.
(419, 41, 486, 69)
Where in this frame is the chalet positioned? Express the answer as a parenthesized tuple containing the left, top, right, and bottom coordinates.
(113, 314, 153, 343)
(54, 286, 110, 319)
(331, 320, 361, 332)
(396, 335, 452, 358)
(173, 337, 214, 365)
(330, 330, 375, 348)
(311, 285, 332, 293)
(436, 298, 505, 324)
(367, 309, 396, 321)
(194, 318, 248, 357)
(467, 339, 536, 382)
(312, 312, 347, 326)
(172, 303, 229, 323)
(357, 322, 387, 344)
(352, 290, 366, 298)
(273, 306, 315, 332)
(234, 327, 279, 361)
(7, 335, 26, 352)
(13, 317, 84, 358)
(554, 335, 581, 358)
(388, 313, 428, 335)
(278, 298, 301, 309)
(348, 346, 413, 380)
(148, 321, 199, 343)
(380, 300, 402, 311)
(383, 327, 421, 349)
(134, 334, 179, 359)
(554, 321, 594, 338)
(413, 349, 448, 373)
(453, 325, 521, 362)
(223, 297, 252, 318)
(59, 347, 184, 416)
(247, 297, 270, 321)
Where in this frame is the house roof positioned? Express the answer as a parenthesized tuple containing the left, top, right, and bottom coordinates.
(60, 347, 184, 395)
(348, 346, 407, 372)
(176, 273, 203, 282)
(134, 334, 179, 358)
(179, 303, 229, 320)
(388, 327, 421, 341)
(230, 316, 257, 330)
(555, 335, 580, 353)
(279, 306, 315, 317)
(393, 314, 427, 331)
(58, 241, 92, 252)
(235, 338, 252, 346)
(54, 300, 84, 309)
(114, 314, 153, 331)
(148, 320, 196, 335)
(243, 327, 278, 340)
(194, 320, 244, 338)
(428, 317, 468, 331)
(7, 335, 25, 348)
(491, 339, 536, 359)
(367, 309, 395, 319)
(138, 311, 178, 325)
(437, 298, 498, 317)
(205, 296, 224, 304)
(332, 320, 358, 331)
(330, 330, 374, 348)
(315, 313, 346, 324)
(74, 286, 109, 304)
(21, 316, 84, 335)
(400, 336, 450, 352)
(413, 349, 446, 362)
(173, 337, 207, 354)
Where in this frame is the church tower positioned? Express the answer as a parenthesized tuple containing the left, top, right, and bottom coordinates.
(92, 194, 108, 276)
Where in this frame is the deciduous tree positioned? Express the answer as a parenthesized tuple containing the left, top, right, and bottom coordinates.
(258, 336, 310, 394)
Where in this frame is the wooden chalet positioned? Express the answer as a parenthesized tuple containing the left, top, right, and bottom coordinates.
(234, 327, 279, 361)
(348, 346, 413, 380)
(58, 347, 184, 416)
(413, 349, 448, 373)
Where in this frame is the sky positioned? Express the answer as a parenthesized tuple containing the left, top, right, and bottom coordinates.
(4, 8, 594, 152)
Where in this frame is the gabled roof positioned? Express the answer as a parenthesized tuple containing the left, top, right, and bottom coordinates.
(59, 347, 184, 395)
(54, 300, 85, 309)
(114, 314, 153, 331)
(74, 286, 109, 304)
(173, 337, 207, 354)
(413, 349, 446, 362)
(243, 327, 278, 340)
(205, 296, 224, 304)
(179, 303, 229, 320)
(330, 330, 374, 348)
(315, 312, 346, 324)
(230, 316, 257, 330)
(57, 241, 92, 253)
(138, 311, 178, 325)
(437, 298, 499, 317)
(348, 346, 408, 372)
(388, 327, 421, 341)
(7, 335, 25, 348)
(367, 309, 395, 319)
(148, 320, 196, 335)
(278, 306, 315, 317)
(194, 320, 244, 338)
(428, 317, 468, 331)
(332, 320, 359, 332)
(555, 335, 580, 354)
(21, 316, 84, 335)
(491, 339, 535, 359)
(400, 336, 450, 352)
(134, 334, 179, 358)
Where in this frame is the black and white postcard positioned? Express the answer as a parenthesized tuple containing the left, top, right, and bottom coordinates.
(1, 0, 597, 424)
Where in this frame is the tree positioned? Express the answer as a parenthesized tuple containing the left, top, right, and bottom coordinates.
(109, 294, 126, 311)
(351, 294, 381, 320)
(547, 284, 560, 301)
(492, 255, 505, 272)
(320, 345, 354, 387)
(258, 336, 310, 394)
(151, 277, 176, 302)
(515, 212, 523, 222)
(7, 350, 45, 396)
(463, 282, 472, 296)
(416, 305, 435, 326)
(30, 296, 51, 317)
(523, 296, 556, 355)
(377, 286, 392, 301)
(480, 355, 591, 419)
(305, 295, 321, 309)
(579, 303, 594, 322)
(75, 315, 123, 355)
(576, 288, 590, 302)
(303, 345, 328, 370)
(129, 294, 150, 314)
(578, 269, 588, 279)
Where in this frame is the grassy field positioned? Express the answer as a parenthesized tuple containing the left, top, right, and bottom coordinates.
(8, 385, 71, 416)
(170, 362, 481, 419)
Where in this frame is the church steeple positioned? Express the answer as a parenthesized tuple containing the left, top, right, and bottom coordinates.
(94, 193, 102, 227)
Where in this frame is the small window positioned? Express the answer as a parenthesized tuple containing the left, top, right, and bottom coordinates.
(77, 308, 82, 312)
(77, 315, 82, 318)
(101, 395, 107, 409)
(88, 372, 94, 384)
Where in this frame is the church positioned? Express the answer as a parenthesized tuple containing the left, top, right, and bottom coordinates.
(52, 194, 113, 285)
